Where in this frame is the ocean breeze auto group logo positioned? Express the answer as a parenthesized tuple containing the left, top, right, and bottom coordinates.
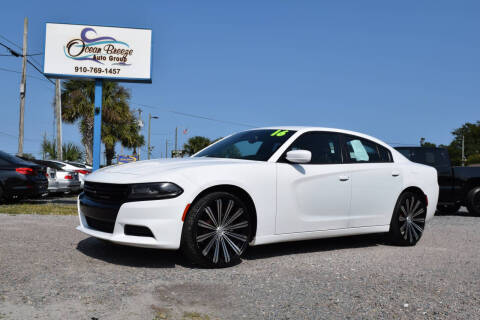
(64, 27, 133, 70)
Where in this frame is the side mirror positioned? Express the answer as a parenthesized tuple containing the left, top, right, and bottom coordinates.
(285, 150, 311, 164)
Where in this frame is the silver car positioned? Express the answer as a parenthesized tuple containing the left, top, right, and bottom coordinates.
(41, 161, 81, 194)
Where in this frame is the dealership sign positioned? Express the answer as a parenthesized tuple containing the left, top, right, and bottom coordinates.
(44, 23, 152, 82)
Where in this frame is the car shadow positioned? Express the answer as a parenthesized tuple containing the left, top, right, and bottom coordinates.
(77, 234, 385, 268)
(435, 208, 477, 217)
(76, 237, 186, 268)
(244, 233, 385, 261)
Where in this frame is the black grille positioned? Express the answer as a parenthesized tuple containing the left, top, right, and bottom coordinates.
(85, 216, 115, 233)
(84, 182, 129, 202)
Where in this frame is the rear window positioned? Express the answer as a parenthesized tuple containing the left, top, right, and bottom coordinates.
(0, 151, 35, 166)
(396, 148, 448, 167)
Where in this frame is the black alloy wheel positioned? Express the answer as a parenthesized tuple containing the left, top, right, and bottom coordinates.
(466, 187, 480, 216)
(389, 191, 427, 245)
(181, 191, 252, 267)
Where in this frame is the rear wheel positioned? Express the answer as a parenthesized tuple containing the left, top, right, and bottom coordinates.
(389, 191, 427, 246)
(181, 191, 253, 268)
(466, 187, 480, 216)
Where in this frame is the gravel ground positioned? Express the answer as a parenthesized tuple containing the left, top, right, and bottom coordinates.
(0, 210, 479, 320)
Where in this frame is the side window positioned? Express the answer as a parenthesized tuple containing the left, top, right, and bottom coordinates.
(436, 149, 451, 167)
(344, 135, 391, 163)
(282, 132, 342, 164)
(378, 145, 393, 162)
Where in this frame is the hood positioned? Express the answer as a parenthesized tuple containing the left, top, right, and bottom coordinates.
(85, 157, 254, 183)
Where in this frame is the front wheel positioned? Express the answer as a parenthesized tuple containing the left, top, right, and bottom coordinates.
(466, 187, 480, 216)
(389, 192, 427, 246)
(181, 191, 253, 268)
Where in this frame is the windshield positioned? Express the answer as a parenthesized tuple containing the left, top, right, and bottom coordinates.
(194, 129, 296, 161)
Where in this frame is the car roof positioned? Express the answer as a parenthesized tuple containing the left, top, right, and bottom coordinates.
(248, 126, 391, 149)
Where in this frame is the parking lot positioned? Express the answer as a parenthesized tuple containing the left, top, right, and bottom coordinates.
(0, 210, 479, 320)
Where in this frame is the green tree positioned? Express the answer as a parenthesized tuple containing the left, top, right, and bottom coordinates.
(41, 137, 84, 162)
(63, 142, 83, 161)
(183, 136, 211, 155)
(61, 80, 144, 165)
(420, 137, 436, 147)
(441, 121, 480, 166)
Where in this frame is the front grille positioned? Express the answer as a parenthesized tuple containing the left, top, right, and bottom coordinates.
(85, 216, 115, 233)
(84, 182, 129, 202)
(80, 185, 123, 234)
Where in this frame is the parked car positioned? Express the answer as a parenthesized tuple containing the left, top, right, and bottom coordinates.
(45, 160, 91, 189)
(0, 151, 48, 202)
(77, 127, 438, 267)
(30, 160, 81, 194)
(395, 147, 480, 215)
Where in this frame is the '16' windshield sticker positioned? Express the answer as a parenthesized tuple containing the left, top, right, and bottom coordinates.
(271, 130, 289, 137)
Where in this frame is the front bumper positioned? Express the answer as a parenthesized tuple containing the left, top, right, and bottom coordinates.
(77, 194, 186, 249)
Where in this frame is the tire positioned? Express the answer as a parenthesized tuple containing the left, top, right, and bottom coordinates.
(466, 187, 480, 216)
(436, 203, 461, 214)
(181, 191, 253, 268)
(389, 191, 427, 246)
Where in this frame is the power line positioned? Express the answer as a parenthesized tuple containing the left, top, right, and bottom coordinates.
(0, 66, 51, 82)
(0, 34, 22, 50)
(0, 40, 53, 85)
(0, 130, 42, 142)
(133, 102, 257, 128)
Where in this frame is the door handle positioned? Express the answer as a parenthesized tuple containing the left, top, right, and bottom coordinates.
(392, 171, 400, 177)
(339, 175, 350, 181)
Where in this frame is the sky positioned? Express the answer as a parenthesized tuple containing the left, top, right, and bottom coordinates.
(0, 1, 478, 162)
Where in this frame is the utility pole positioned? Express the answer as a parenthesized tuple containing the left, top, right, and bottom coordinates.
(174, 127, 178, 157)
(165, 138, 168, 158)
(147, 113, 158, 159)
(462, 135, 466, 167)
(55, 79, 62, 160)
(137, 109, 142, 159)
(18, 17, 28, 156)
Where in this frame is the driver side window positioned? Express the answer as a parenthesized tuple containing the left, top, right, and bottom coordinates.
(282, 132, 342, 164)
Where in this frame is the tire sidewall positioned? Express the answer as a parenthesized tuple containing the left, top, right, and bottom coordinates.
(181, 191, 252, 268)
(389, 191, 426, 246)
(466, 187, 480, 216)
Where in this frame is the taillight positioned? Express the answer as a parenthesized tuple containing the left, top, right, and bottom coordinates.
(64, 175, 73, 180)
(75, 169, 90, 175)
(16, 167, 35, 175)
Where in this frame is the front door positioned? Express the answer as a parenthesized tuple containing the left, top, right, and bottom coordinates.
(275, 132, 351, 234)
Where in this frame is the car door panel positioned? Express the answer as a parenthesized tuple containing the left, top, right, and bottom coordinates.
(341, 134, 403, 228)
(275, 131, 351, 234)
(346, 163, 402, 227)
(276, 163, 351, 233)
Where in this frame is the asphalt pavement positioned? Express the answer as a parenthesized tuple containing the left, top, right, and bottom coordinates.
(0, 209, 479, 319)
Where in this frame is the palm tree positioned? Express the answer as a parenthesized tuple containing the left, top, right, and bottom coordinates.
(41, 137, 84, 161)
(61, 80, 143, 165)
(62, 142, 83, 161)
(41, 136, 57, 159)
(183, 136, 211, 155)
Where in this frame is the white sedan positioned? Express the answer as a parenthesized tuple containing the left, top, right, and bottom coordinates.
(77, 127, 438, 267)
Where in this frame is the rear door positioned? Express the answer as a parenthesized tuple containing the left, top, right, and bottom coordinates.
(341, 135, 403, 227)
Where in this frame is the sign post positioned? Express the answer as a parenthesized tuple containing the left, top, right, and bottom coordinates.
(92, 79, 103, 170)
(43, 23, 152, 170)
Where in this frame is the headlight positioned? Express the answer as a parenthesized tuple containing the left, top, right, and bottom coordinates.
(127, 182, 183, 200)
